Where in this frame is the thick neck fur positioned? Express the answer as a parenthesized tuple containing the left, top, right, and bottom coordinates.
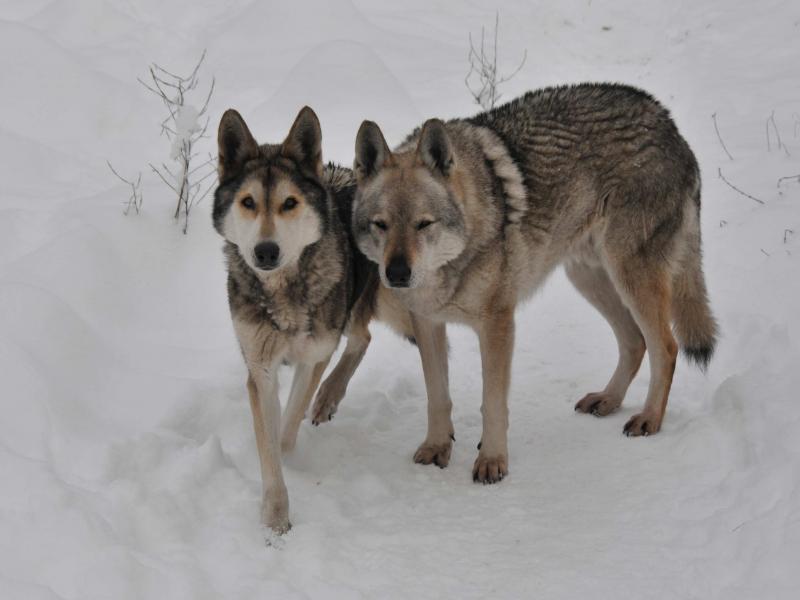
(225, 230, 345, 334)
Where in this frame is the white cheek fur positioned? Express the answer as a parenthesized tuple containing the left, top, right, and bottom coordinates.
(423, 230, 466, 269)
(223, 209, 262, 269)
(271, 209, 322, 266)
(405, 230, 465, 288)
(355, 230, 383, 265)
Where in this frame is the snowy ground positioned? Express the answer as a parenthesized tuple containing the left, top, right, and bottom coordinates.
(1, 1, 799, 598)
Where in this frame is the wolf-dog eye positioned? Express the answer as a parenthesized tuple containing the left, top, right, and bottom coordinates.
(372, 220, 388, 231)
(416, 219, 435, 230)
(281, 196, 298, 212)
(241, 196, 256, 210)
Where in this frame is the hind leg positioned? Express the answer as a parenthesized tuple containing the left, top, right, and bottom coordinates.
(606, 261, 678, 436)
(566, 260, 646, 416)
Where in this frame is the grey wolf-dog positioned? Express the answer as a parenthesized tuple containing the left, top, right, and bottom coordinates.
(351, 83, 718, 483)
(213, 107, 381, 533)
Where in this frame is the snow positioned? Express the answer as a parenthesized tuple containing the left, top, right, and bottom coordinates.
(0, 0, 798, 598)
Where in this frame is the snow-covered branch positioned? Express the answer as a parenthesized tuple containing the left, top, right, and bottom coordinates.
(139, 50, 217, 233)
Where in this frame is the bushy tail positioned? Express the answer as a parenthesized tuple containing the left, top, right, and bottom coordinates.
(671, 234, 718, 370)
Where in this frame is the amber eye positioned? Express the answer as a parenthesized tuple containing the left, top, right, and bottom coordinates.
(241, 196, 256, 210)
(416, 219, 435, 230)
(281, 197, 298, 212)
(372, 220, 388, 231)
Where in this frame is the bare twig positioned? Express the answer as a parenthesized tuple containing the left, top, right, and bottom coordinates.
(189, 154, 216, 176)
(160, 162, 177, 180)
(498, 50, 527, 85)
(465, 12, 526, 111)
(136, 76, 165, 98)
(766, 116, 771, 152)
(107, 160, 132, 185)
(777, 173, 800, 187)
(191, 179, 217, 208)
(718, 168, 765, 205)
(187, 49, 206, 82)
(711, 112, 734, 161)
(152, 62, 183, 81)
(196, 115, 211, 141)
(107, 160, 143, 215)
(149, 163, 177, 192)
(192, 165, 218, 187)
(766, 111, 791, 157)
(198, 79, 215, 117)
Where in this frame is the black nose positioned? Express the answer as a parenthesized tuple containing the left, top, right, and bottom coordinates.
(385, 256, 411, 287)
(254, 241, 280, 270)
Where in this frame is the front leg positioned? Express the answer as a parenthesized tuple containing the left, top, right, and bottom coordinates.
(411, 314, 454, 468)
(311, 327, 371, 425)
(247, 367, 291, 533)
(474, 307, 514, 483)
(281, 357, 331, 452)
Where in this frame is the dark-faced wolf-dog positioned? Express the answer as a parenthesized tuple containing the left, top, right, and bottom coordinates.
(351, 83, 718, 484)
(213, 107, 382, 533)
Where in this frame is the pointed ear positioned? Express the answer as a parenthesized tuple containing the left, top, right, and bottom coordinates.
(354, 120, 392, 183)
(281, 106, 323, 179)
(416, 119, 454, 176)
(218, 109, 259, 182)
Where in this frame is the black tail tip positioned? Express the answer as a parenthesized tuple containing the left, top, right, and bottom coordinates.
(683, 345, 714, 371)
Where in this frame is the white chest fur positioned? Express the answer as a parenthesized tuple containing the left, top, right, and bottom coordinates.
(233, 317, 338, 369)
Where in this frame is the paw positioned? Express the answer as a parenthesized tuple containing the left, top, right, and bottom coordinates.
(472, 453, 508, 484)
(311, 381, 344, 425)
(623, 412, 662, 437)
(265, 515, 291, 536)
(574, 392, 622, 417)
(261, 494, 291, 535)
(413, 436, 454, 468)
